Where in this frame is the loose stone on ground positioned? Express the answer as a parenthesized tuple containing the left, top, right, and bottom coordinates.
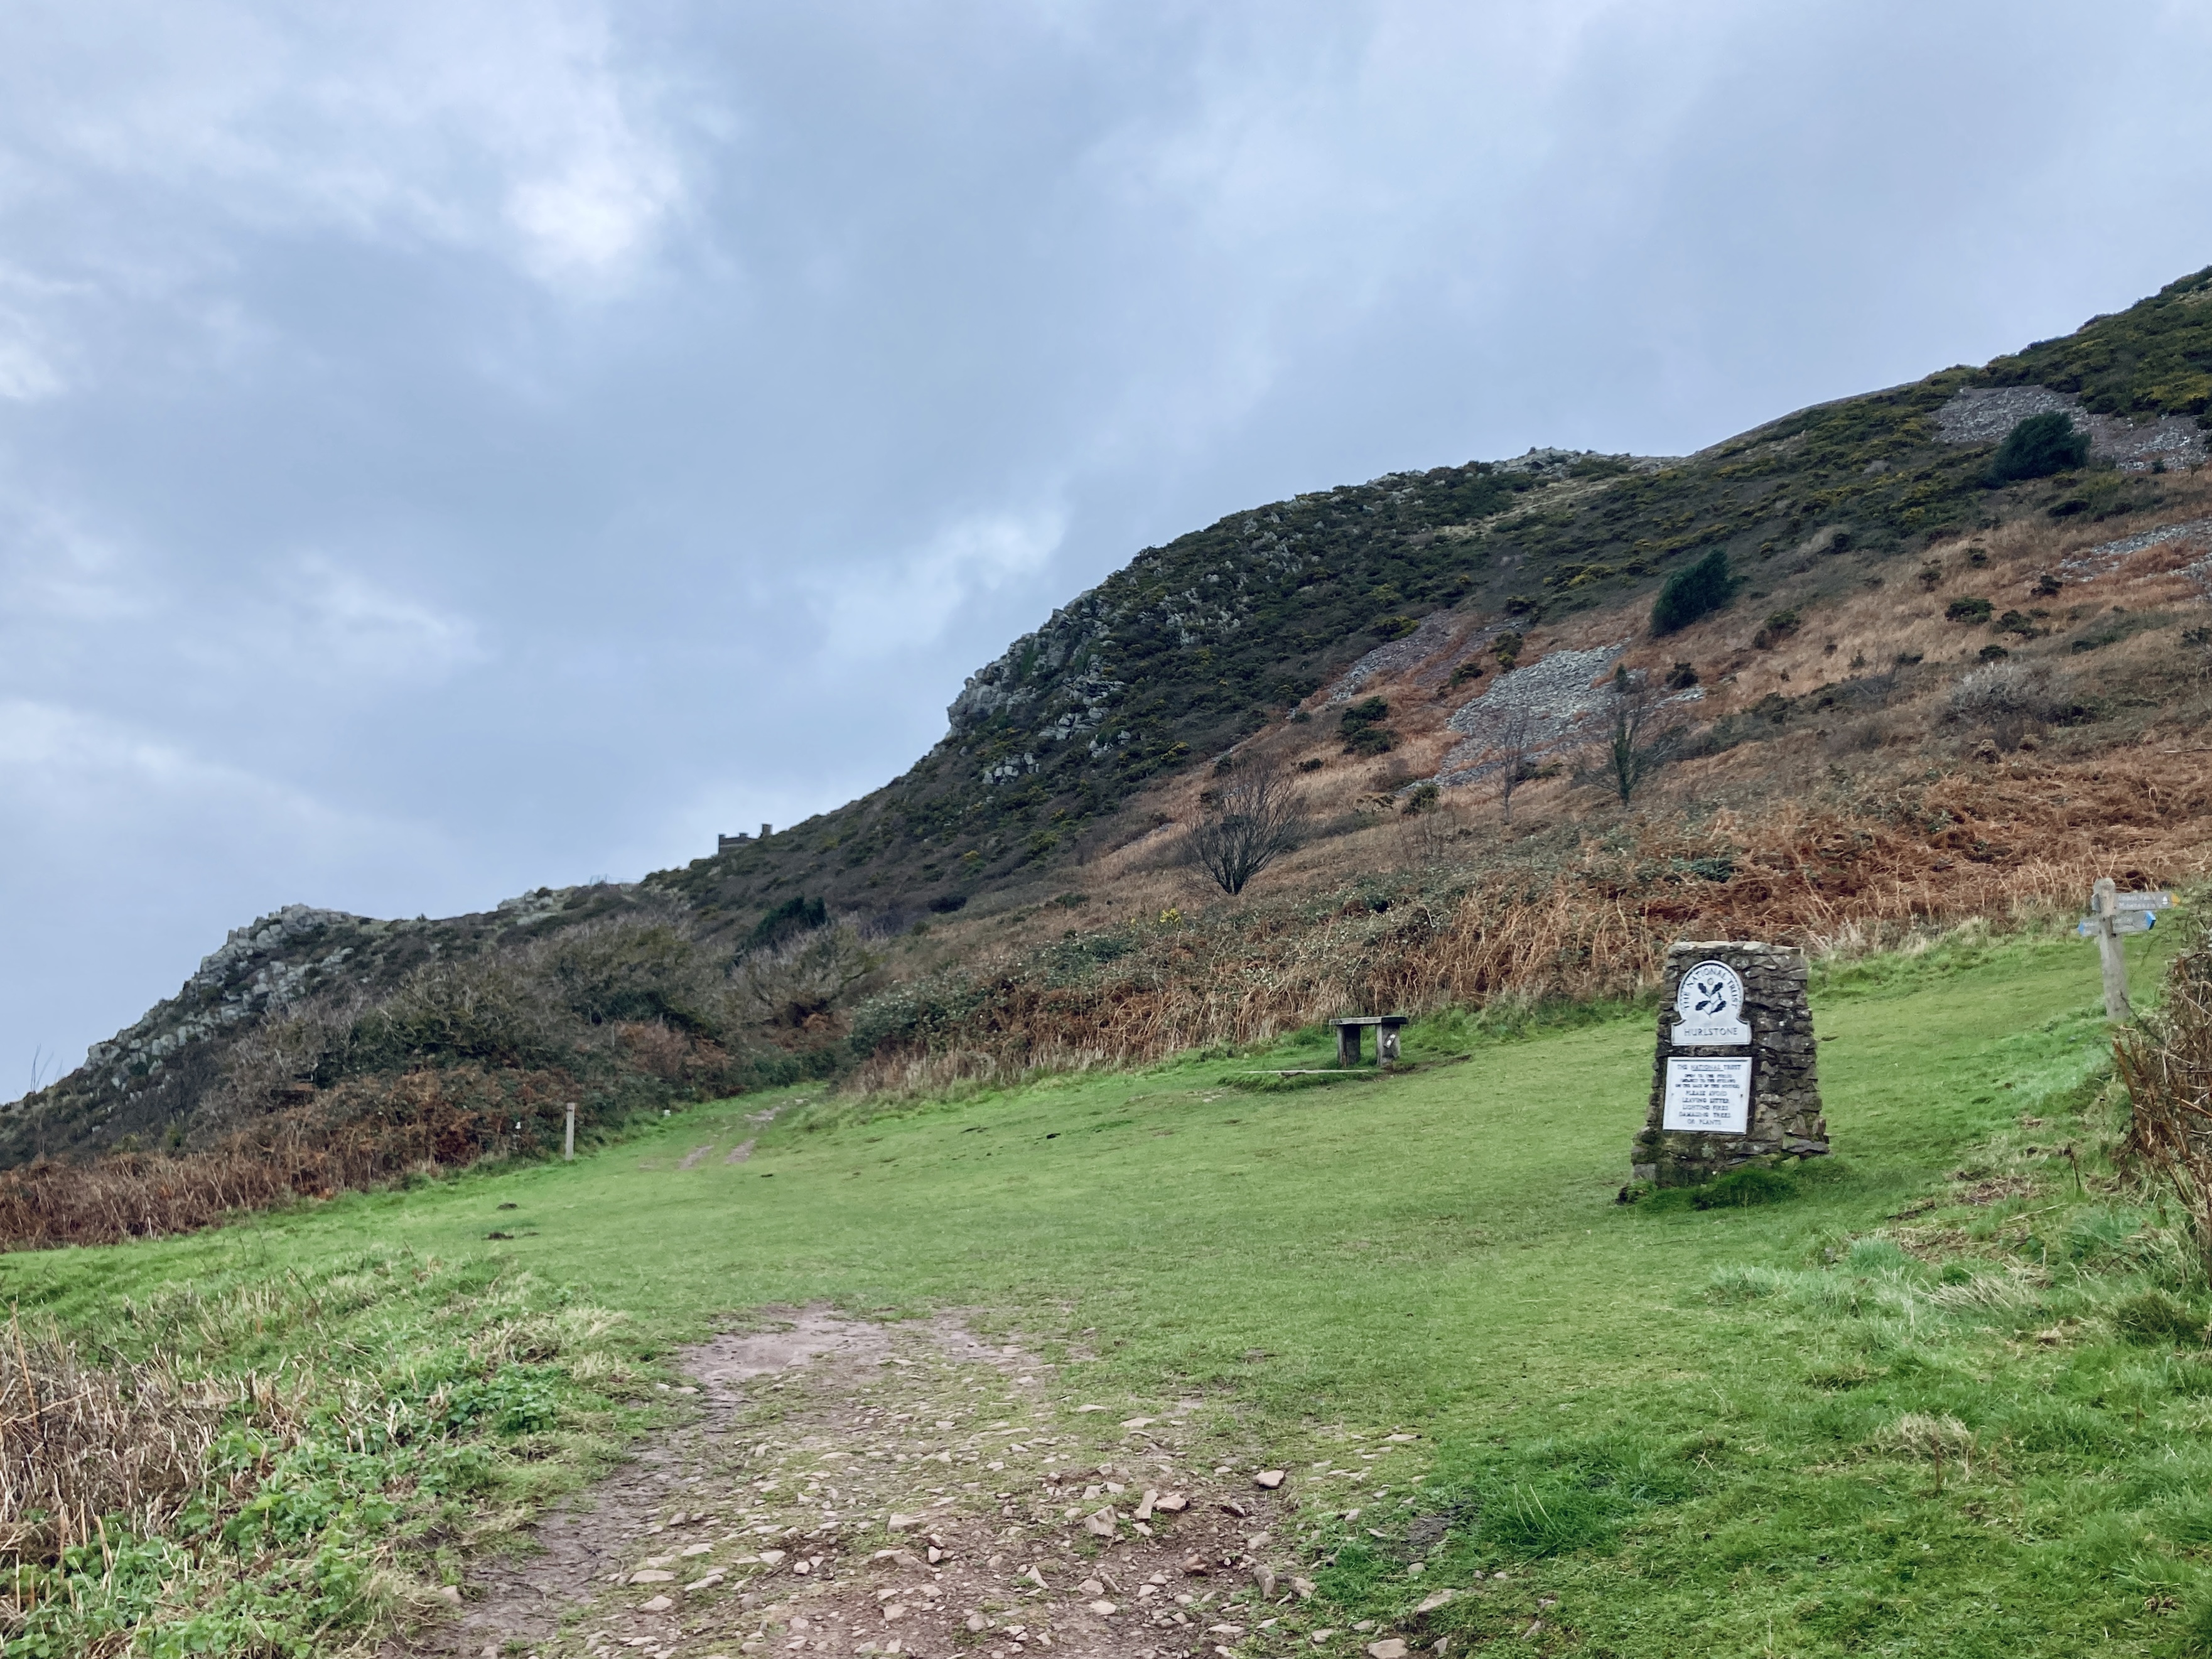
(412, 1307, 1325, 1658)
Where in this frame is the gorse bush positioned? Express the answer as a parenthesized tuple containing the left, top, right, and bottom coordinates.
(732, 922, 880, 1029)
(542, 918, 726, 1030)
(748, 895, 830, 951)
(1987, 411, 2090, 484)
(1338, 696, 1398, 757)
(1945, 596, 1994, 624)
(1650, 548, 1735, 635)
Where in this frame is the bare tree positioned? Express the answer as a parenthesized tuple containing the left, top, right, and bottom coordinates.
(731, 923, 880, 1029)
(1397, 791, 1462, 868)
(1185, 757, 1310, 895)
(1497, 703, 1536, 823)
(1607, 663, 1663, 805)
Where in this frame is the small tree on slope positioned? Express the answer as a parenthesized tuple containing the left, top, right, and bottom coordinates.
(1185, 757, 1309, 896)
(1651, 547, 1737, 635)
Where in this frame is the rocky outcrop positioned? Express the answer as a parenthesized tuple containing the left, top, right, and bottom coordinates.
(75, 906, 371, 1085)
(1935, 385, 2206, 472)
(1, 883, 640, 1164)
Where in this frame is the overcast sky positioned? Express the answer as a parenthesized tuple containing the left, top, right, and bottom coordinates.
(4, 0, 2209, 1088)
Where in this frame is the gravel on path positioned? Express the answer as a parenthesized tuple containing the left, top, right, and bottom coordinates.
(410, 1309, 1315, 1659)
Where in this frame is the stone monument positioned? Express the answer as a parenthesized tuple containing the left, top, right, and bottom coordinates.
(1630, 941, 1828, 1187)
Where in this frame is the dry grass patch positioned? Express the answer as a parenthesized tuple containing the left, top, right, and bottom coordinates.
(0, 1316, 256, 1565)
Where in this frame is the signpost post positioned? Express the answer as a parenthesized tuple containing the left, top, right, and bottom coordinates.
(2078, 879, 2174, 1020)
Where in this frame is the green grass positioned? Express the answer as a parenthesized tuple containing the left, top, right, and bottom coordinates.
(9, 921, 2208, 1655)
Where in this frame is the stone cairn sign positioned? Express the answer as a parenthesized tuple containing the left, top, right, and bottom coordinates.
(1631, 941, 1828, 1187)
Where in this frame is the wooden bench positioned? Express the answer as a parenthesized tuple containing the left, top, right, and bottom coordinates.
(1329, 1015, 1410, 1067)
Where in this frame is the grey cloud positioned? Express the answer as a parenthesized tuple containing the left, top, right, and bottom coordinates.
(3, 0, 2211, 1086)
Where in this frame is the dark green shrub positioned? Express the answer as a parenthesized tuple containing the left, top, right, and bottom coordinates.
(542, 918, 721, 1031)
(345, 958, 563, 1070)
(1665, 661, 1698, 689)
(846, 976, 982, 1056)
(1987, 411, 2089, 484)
(1339, 696, 1398, 755)
(1651, 548, 1736, 635)
(748, 895, 828, 950)
(1691, 1166, 1799, 1209)
(1945, 597, 1993, 624)
(1977, 644, 2010, 662)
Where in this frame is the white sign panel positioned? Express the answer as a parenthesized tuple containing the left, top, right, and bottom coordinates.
(2115, 890, 2174, 912)
(1672, 959, 1750, 1046)
(1664, 1057, 1752, 1132)
(2078, 912, 2157, 938)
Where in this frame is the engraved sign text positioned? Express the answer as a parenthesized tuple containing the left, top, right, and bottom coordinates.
(1663, 1056, 1752, 1133)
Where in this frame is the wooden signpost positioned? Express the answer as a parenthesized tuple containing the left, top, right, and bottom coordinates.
(2078, 878, 2174, 1020)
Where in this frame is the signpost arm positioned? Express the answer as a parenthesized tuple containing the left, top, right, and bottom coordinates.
(2094, 877, 2130, 1021)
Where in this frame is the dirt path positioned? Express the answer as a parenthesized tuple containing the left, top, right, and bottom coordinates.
(426, 1307, 1325, 1659)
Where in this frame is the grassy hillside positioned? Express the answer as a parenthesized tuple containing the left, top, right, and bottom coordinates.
(662, 266, 2212, 923)
(13, 924, 2212, 1655)
(11, 264, 2210, 1223)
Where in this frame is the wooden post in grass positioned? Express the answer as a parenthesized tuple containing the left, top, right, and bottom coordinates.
(1630, 943, 1828, 1189)
(2079, 879, 2174, 1021)
(564, 1102, 576, 1162)
(2093, 878, 2128, 1020)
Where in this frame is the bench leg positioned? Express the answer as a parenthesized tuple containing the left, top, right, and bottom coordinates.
(1336, 1025, 1361, 1066)
(1378, 1026, 1400, 1067)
